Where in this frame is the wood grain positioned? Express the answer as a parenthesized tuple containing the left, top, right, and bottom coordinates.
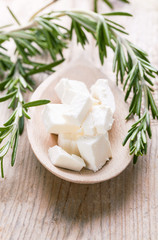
(0, 0, 158, 239)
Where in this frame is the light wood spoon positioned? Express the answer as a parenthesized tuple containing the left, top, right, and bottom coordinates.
(27, 58, 134, 184)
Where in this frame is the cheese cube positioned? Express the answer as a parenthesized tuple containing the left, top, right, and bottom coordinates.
(90, 79, 115, 114)
(42, 104, 79, 134)
(77, 134, 112, 172)
(58, 133, 81, 156)
(92, 105, 113, 134)
(63, 94, 92, 126)
(48, 145, 86, 171)
(54, 78, 68, 100)
(55, 78, 89, 104)
(82, 105, 113, 136)
(82, 111, 96, 136)
(72, 154, 86, 167)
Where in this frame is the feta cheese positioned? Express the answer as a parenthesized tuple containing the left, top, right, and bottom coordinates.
(82, 105, 113, 135)
(43, 78, 115, 173)
(42, 104, 80, 134)
(55, 78, 89, 104)
(90, 79, 115, 114)
(82, 111, 96, 136)
(48, 145, 85, 171)
(55, 78, 68, 100)
(92, 105, 113, 134)
(58, 133, 81, 156)
(63, 94, 92, 126)
(77, 134, 112, 172)
(71, 154, 86, 167)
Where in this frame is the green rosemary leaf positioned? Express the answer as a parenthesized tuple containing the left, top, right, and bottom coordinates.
(122, 129, 134, 146)
(22, 109, 31, 119)
(7, 6, 21, 25)
(0, 124, 13, 132)
(94, 0, 98, 12)
(71, 20, 88, 47)
(0, 158, 4, 178)
(147, 88, 158, 118)
(103, 12, 132, 17)
(146, 122, 152, 138)
(4, 110, 17, 126)
(102, 0, 113, 9)
(102, 20, 111, 46)
(141, 130, 147, 144)
(0, 141, 10, 157)
(113, 40, 119, 72)
(0, 78, 10, 91)
(106, 23, 128, 34)
(11, 130, 19, 166)
(23, 99, 50, 108)
(42, 29, 57, 60)
(0, 90, 17, 102)
(0, 23, 13, 30)
(26, 59, 64, 75)
(67, 13, 96, 32)
(18, 115, 24, 135)
(14, 40, 31, 64)
(0, 127, 13, 141)
(135, 89, 142, 117)
(104, 18, 125, 29)
(133, 154, 138, 164)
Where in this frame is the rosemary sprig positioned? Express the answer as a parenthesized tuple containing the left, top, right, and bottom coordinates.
(0, 58, 58, 176)
(0, 6, 157, 176)
(112, 37, 158, 162)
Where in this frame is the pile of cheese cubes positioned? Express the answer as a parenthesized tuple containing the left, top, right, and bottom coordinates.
(42, 78, 115, 172)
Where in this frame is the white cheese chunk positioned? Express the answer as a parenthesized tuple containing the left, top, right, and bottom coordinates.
(54, 78, 68, 100)
(71, 154, 86, 167)
(82, 105, 113, 136)
(43, 78, 115, 173)
(63, 94, 92, 126)
(82, 111, 96, 136)
(58, 133, 81, 156)
(48, 145, 85, 171)
(77, 134, 112, 172)
(92, 105, 113, 134)
(90, 79, 115, 114)
(55, 78, 89, 104)
(42, 104, 79, 134)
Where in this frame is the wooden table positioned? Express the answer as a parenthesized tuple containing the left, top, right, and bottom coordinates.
(0, 0, 158, 239)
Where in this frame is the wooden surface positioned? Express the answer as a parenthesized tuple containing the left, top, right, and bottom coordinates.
(0, 0, 158, 239)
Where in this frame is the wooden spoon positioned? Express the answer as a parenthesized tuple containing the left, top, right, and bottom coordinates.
(27, 58, 134, 184)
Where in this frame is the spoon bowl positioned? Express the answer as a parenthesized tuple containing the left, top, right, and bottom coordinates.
(27, 59, 134, 184)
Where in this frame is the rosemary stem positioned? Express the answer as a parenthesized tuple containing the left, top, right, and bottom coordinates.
(121, 38, 137, 64)
(29, 0, 59, 22)
(51, 9, 100, 21)
(1, 21, 37, 34)
(2, 9, 99, 33)
(10, 22, 37, 32)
